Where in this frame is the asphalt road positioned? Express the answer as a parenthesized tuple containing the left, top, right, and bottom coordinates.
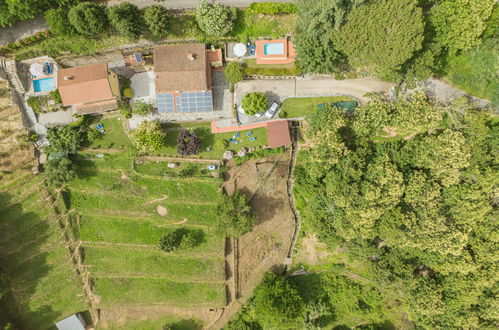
(0, 15, 47, 47)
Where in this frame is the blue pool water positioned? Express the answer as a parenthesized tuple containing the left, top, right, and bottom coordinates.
(33, 77, 55, 93)
(264, 43, 285, 55)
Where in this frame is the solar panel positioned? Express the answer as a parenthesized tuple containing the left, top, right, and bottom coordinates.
(156, 93, 175, 113)
(176, 91, 213, 113)
(134, 53, 143, 63)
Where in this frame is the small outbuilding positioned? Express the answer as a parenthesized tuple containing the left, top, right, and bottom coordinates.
(55, 313, 86, 330)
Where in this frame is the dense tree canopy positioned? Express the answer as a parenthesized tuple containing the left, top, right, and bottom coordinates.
(224, 62, 244, 85)
(44, 156, 77, 188)
(176, 129, 201, 156)
(108, 2, 143, 39)
(0, 0, 75, 27)
(45, 125, 83, 155)
(68, 2, 108, 36)
(216, 191, 254, 238)
(44, 8, 76, 36)
(143, 5, 169, 39)
(293, 94, 498, 328)
(334, 0, 424, 77)
(241, 92, 267, 115)
(195, 0, 236, 37)
(430, 0, 495, 53)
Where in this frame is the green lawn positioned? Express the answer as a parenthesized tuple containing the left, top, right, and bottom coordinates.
(152, 124, 268, 158)
(244, 59, 301, 76)
(231, 9, 297, 41)
(105, 316, 203, 330)
(134, 160, 214, 178)
(88, 117, 133, 149)
(281, 96, 357, 118)
(0, 175, 87, 329)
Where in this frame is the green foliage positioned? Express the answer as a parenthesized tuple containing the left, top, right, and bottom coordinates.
(27, 96, 42, 113)
(143, 5, 169, 39)
(224, 62, 244, 85)
(294, 0, 355, 73)
(334, 0, 424, 78)
(44, 157, 77, 188)
(195, 0, 237, 37)
(293, 95, 499, 328)
(123, 88, 133, 98)
(132, 100, 154, 116)
(216, 191, 254, 238)
(247, 2, 297, 15)
(45, 125, 83, 155)
(241, 92, 267, 115)
(45, 8, 76, 36)
(430, 0, 495, 53)
(118, 100, 132, 119)
(133, 121, 166, 153)
(159, 228, 203, 252)
(252, 273, 305, 329)
(68, 2, 108, 36)
(446, 38, 499, 105)
(49, 89, 62, 104)
(0, 0, 47, 27)
(482, 3, 499, 39)
(108, 2, 143, 40)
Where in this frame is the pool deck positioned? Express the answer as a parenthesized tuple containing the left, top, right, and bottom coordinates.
(255, 39, 296, 65)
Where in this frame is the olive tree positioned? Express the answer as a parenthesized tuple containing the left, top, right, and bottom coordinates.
(195, 0, 237, 37)
(68, 2, 108, 35)
(144, 5, 169, 39)
(108, 2, 143, 39)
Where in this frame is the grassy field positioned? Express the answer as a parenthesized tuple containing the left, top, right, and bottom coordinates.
(244, 59, 301, 76)
(67, 120, 227, 314)
(281, 96, 357, 118)
(231, 9, 297, 41)
(87, 117, 133, 149)
(151, 123, 269, 158)
(0, 174, 87, 329)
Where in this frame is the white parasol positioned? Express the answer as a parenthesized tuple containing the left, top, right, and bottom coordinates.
(29, 63, 45, 77)
(233, 43, 247, 57)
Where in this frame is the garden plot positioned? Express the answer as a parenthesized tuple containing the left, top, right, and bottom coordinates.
(68, 154, 227, 310)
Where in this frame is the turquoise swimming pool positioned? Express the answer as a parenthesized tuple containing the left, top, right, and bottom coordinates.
(33, 77, 55, 93)
(264, 43, 285, 55)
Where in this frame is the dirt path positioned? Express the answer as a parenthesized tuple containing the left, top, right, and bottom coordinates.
(138, 155, 221, 164)
(212, 149, 296, 329)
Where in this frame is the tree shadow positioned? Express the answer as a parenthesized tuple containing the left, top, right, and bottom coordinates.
(163, 318, 203, 330)
(193, 126, 215, 152)
(0, 191, 75, 329)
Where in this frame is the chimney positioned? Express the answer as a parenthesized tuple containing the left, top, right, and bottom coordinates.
(187, 53, 195, 61)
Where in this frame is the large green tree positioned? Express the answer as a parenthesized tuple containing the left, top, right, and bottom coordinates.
(216, 191, 254, 238)
(195, 0, 236, 37)
(68, 2, 108, 36)
(430, 0, 495, 53)
(134, 121, 166, 153)
(44, 7, 76, 36)
(241, 92, 267, 115)
(143, 5, 169, 39)
(334, 0, 424, 78)
(108, 2, 143, 39)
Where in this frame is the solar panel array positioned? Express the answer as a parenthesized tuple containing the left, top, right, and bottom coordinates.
(156, 91, 213, 113)
(157, 93, 175, 113)
(176, 92, 213, 113)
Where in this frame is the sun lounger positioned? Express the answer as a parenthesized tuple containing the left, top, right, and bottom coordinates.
(230, 138, 239, 144)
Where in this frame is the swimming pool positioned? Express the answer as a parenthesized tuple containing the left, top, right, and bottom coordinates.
(33, 77, 55, 93)
(264, 43, 285, 55)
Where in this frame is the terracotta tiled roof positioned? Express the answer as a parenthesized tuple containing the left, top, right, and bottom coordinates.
(154, 44, 209, 93)
(75, 99, 118, 115)
(58, 63, 113, 106)
(266, 120, 292, 148)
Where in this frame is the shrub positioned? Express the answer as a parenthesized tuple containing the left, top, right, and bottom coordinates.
(134, 121, 166, 153)
(123, 88, 134, 98)
(224, 61, 245, 84)
(144, 5, 169, 39)
(195, 0, 237, 37)
(278, 111, 287, 118)
(68, 2, 108, 36)
(45, 8, 76, 36)
(159, 228, 203, 252)
(118, 100, 132, 118)
(241, 92, 268, 115)
(108, 2, 143, 39)
(45, 125, 83, 155)
(132, 100, 153, 116)
(177, 129, 201, 156)
(27, 97, 42, 113)
(248, 2, 297, 15)
(49, 90, 62, 104)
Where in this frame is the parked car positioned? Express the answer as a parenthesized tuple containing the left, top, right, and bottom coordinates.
(250, 44, 255, 56)
(264, 101, 281, 118)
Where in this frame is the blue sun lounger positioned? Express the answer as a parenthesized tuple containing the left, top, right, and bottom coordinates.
(230, 138, 239, 144)
(247, 131, 253, 137)
(249, 137, 256, 141)
(235, 132, 240, 138)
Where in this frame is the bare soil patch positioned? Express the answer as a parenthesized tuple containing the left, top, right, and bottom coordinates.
(296, 234, 329, 266)
(156, 205, 168, 216)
